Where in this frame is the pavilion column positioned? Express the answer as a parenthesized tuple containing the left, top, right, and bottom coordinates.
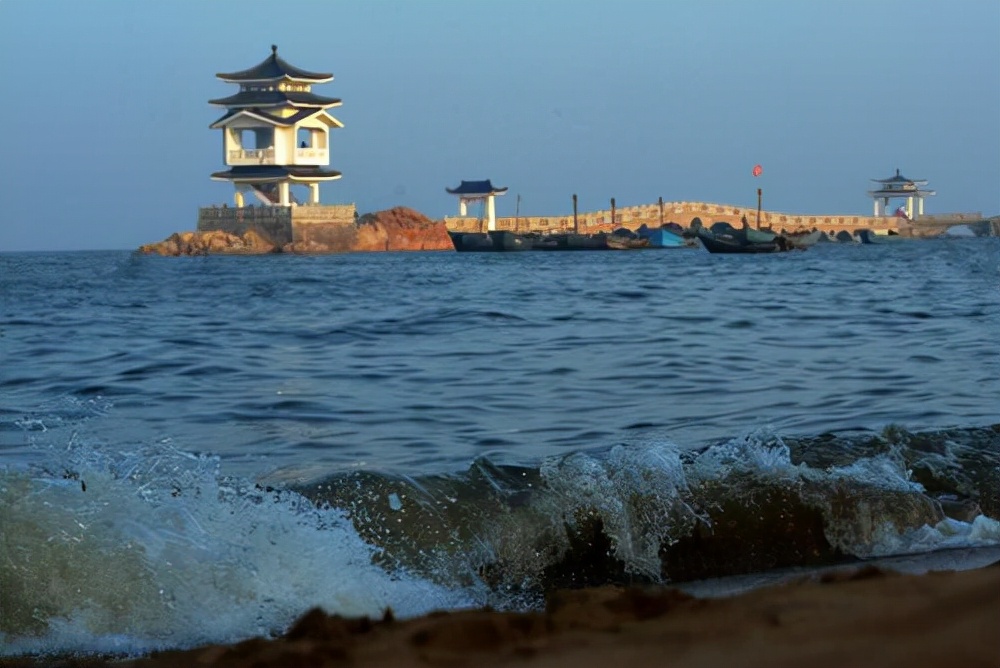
(917, 197, 924, 218)
(906, 196, 914, 219)
(873, 199, 880, 216)
(308, 183, 320, 204)
(459, 199, 468, 216)
(234, 189, 245, 208)
(487, 195, 496, 231)
(279, 182, 290, 206)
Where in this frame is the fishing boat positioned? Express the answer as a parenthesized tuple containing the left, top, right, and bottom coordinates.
(447, 230, 533, 252)
(531, 232, 610, 251)
(696, 228, 788, 254)
(636, 224, 688, 248)
(785, 230, 826, 247)
(605, 235, 651, 250)
(856, 229, 910, 244)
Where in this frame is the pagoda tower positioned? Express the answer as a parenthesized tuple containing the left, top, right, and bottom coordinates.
(868, 168, 935, 219)
(208, 45, 343, 207)
(446, 180, 508, 231)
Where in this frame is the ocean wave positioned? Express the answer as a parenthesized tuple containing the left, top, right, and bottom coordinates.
(2, 424, 998, 657)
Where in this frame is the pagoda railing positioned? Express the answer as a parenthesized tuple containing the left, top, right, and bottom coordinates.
(228, 148, 276, 165)
(225, 147, 329, 165)
(294, 147, 329, 164)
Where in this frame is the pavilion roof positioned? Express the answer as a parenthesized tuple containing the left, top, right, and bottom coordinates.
(446, 180, 509, 196)
(871, 168, 928, 185)
(209, 89, 342, 109)
(211, 165, 343, 182)
(216, 45, 333, 83)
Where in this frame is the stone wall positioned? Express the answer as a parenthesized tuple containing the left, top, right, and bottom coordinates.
(197, 204, 357, 246)
(444, 201, 986, 238)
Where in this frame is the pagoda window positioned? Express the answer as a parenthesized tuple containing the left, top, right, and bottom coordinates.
(296, 128, 327, 149)
(237, 127, 275, 150)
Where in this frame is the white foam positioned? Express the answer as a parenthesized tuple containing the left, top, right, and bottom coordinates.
(0, 443, 476, 657)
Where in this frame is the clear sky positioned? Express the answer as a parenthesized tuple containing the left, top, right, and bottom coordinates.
(0, 0, 997, 251)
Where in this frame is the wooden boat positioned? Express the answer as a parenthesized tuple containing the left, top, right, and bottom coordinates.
(448, 230, 533, 252)
(489, 230, 533, 251)
(605, 235, 651, 250)
(448, 232, 493, 252)
(857, 229, 911, 244)
(697, 228, 787, 254)
(636, 224, 687, 247)
(531, 233, 609, 251)
(785, 230, 825, 248)
(743, 227, 777, 244)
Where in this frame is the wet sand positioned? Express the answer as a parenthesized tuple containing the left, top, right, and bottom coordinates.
(5, 561, 997, 668)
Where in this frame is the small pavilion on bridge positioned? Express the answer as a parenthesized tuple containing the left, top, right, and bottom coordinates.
(868, 169, 935, 220)
(446, 180, 508, 231)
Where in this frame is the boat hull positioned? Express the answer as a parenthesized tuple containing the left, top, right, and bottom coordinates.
(697, 229, 783, 254)
(448, 231, 534, 252)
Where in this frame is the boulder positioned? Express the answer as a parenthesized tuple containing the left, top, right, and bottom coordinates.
(351, 207, 453, 252)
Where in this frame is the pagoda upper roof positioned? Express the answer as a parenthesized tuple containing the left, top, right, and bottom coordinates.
(871, 168, 928, 185)
(209, 89, 342, 109)
(868, 187, 936, 197)
(216, 45, 333, 83)
(209, 108, 344, 129)
(446, 180, 509, 196)
(211, 165, 343, 182)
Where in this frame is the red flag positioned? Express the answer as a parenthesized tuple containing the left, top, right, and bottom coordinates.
(752, 164, 763, 177)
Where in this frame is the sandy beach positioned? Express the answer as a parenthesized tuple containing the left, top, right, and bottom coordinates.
(4, 560, 995, 668)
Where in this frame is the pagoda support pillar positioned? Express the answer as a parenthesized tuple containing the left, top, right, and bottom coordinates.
(279, 182, 290, 206)
(906, 196, 914, 219)
(917, 197, 924, 218)
(873, 199, 880, 216)
(459, 199, 468, 216)
(486, 194, 496, 231)
(308, 183, 320, 205)
(234, 189, 245, 208)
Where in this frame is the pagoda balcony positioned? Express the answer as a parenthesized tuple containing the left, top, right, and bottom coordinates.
(226, 147, 330, 166)
(294, 147, 329, 165)
(228, 148, 276, 165)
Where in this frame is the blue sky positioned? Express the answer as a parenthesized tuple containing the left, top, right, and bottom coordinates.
(0, 0, 997, 251)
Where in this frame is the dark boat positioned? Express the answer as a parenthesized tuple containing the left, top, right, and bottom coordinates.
(448, 232, 493, 252)
(531, 233, 609, 251)
(696, 228, 787, 254)
(448, 230, 533, 252)
(490, 230, 533, 251)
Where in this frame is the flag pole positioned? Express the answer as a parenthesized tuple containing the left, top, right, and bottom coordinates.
(756, 188, 762, 230)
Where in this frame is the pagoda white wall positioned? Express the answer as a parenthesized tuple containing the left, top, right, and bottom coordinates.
(276, 120, 330, 166)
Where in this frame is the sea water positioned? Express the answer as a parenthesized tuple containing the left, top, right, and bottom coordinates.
(2, 239, 999, 656)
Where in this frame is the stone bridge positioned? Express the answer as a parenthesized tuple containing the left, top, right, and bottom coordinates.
(445, 201, 996, 238)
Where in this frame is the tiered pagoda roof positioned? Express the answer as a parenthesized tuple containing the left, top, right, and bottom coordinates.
(216, 45, 333, 83)
(208, 89, 342, 109)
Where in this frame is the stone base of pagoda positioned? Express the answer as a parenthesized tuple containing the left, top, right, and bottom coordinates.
(197, 203, 357, 246)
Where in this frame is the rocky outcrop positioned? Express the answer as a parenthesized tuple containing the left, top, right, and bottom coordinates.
(137, 230, 278, 256)
(140, 207, 453, 255)
(355, 207, 453, 251)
